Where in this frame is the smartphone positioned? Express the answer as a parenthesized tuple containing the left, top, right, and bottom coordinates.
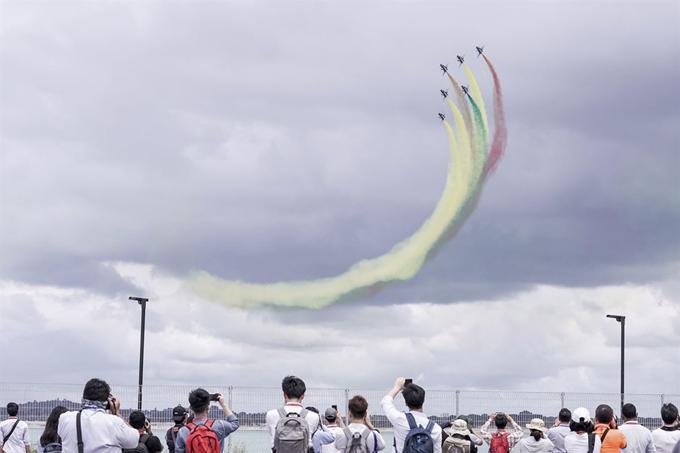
(332, 405, 338, 411)
(405, 379, 413, 385)
(209, 393, 219, 402)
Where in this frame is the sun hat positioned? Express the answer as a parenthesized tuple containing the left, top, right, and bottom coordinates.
(324, 408, 338, 421)
(172, 405, 188, 422)
(572, 407, 591, 423)
(456, 415, 473, 431)
(451, 419, 471, 436)
(526, 418, 548, 432)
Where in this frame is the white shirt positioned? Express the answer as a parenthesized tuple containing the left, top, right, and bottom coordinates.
(651, 427, 680, 453)
(266, 403, 320, 448)
(58, 409, 139, 453)
(565, 432, 602, 453)
(333, 423, 386, 452)
(0, 418, 30, 453)
(518, 437, 555, 453)
(548, 425, 573, 453)
(619, 421, 656, 453)
(380, 395, 442, 453)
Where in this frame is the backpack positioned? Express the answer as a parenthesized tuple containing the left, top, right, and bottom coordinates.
(123, 434, 151, 453)
(442, 434, 471, 453)
(185, 421, 220, 453)
(402, 413, 435, 453)
(342, 427, 372, 453)
(273, 408, 310, 453)
(489, 432, 510, 453)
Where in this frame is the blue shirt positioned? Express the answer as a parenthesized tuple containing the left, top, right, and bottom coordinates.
(175, 416, 239, 453)
(312, 425, 335, 453)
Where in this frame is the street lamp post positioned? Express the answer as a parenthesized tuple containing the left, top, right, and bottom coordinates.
(129, 296, 149, 411)
(606, 314, 626, 415)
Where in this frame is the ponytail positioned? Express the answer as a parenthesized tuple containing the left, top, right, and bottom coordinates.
(531, 430, 543, 441)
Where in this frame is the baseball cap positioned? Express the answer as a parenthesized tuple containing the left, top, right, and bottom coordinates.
(324, 408, 338, 421)
(172, 405, 188, 422)
(572, 407, 591, 423)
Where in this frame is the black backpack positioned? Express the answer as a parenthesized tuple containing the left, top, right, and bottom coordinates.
(123, 434, 151, 453)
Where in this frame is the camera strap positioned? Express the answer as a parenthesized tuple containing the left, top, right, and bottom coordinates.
(2, 419, 20, 444)
(76, 411, 84, 453)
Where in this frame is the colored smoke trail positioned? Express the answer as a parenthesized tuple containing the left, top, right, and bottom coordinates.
(186, 56, 506, 309)
(481, 54, 507, 177)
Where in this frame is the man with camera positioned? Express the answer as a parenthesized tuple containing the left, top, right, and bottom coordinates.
(480, 412, 524, 453)
(174, 389, 239, 453)
(128, 411, 163, 453)
(58, 378, 139, 453)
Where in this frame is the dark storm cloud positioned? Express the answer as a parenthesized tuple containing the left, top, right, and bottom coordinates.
(0, 1, 678, 305)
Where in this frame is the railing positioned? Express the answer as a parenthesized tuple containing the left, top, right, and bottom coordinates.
(1, 382, 677, 430)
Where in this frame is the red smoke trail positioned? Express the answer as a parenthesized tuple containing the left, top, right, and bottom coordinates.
(481, 55, 507, 177)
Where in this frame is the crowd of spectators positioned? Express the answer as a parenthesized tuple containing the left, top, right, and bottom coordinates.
(1, 377, 678, 453)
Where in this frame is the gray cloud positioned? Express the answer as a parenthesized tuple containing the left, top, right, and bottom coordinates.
(1, 1, 678, 308)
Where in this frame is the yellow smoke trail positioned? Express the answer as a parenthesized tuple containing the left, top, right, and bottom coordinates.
(446, 97, 473, 186)
(463, 64, 488, 140)
(186, 104, 476, 309)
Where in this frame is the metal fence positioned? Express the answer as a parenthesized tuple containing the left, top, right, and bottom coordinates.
(1, 382, 677, 430)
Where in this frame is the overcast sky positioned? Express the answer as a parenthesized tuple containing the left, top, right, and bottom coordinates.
(1, 0, 679, 401)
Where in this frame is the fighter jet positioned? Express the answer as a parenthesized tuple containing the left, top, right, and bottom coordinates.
(440, 63, 448, 74)
(461, 85, 470, 95)
(476, 46, 485, 57)
(457, 55, 465, 66)
(438, 113, 446, 121)
(440, 89, 448, 99)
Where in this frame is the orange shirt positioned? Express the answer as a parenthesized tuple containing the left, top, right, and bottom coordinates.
(593, 424, 627, 453)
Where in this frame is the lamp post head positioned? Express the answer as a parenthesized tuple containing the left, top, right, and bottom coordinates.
(129, 296, 149, 306)
(606, 314, 625, 323)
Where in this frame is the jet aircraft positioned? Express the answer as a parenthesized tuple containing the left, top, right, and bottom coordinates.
(440, 89, 448, 99)
(476, 46, 485, 57)
(461, 85, 470, 95)
(440, 63, 448, 74)
(438, 113, 446, 121)
(457, 55, 465, 66)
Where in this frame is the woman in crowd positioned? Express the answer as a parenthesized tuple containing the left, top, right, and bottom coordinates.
(565, 407, 601, 453)
(518, 418, 554, 453)
(38, 406, 69, 453)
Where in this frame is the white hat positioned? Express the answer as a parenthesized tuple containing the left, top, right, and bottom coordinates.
(450, 419, 471, 436)
(526, 418, 548, 433)
(572, 407, 591, 423)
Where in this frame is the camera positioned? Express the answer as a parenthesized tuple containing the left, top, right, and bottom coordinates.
(332, 405, 338, 411)
(209, 393, 220, 402)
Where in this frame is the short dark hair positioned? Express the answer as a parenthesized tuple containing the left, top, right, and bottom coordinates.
(661, 403, 679, 425)
(6, 403, 18, 417)
(595, 404, 614, 424)
(402, 383, 425, 410)
(129, 410, 146, 429)
(494, 413, 508, 429)
(83, 378, 111, 402)
(559, 408, 572, 423)
(348, 395, 368, 419)
(188, 388, 211, 413)
(281, 376, 306, 400)
(621, 403, 637, 420)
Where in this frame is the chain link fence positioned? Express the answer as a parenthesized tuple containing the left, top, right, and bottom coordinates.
(1, 382, 676, 430)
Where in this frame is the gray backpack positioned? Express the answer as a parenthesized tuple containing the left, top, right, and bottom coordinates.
(342, 428, 372, 453)
(274, 408, 310, 453)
